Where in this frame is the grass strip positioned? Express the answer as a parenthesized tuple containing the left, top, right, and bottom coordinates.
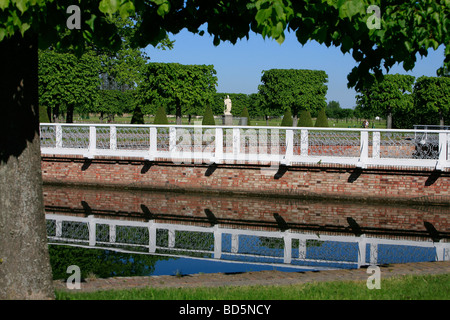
(55, 273, 449, 300)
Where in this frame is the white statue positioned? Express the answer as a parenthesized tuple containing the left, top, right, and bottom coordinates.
(224, 95, 232, 115)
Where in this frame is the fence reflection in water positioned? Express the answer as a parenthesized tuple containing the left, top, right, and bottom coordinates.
(45, 210, 450, 274)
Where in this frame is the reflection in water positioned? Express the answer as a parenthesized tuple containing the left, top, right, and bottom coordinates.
(43, 186, 450, 279)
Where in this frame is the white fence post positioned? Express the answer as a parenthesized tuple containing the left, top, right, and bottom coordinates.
(372, 131, 380, 159)
(86, 125, 96, 159)
(214, 128, 223, 164)
(284, 129, 294, 165)
(148, 127, 157, 161)
(283, 231, 292, 264)
(110, 125, 117, 151)
(109, 224, 116, 243)
(169, 127, 177, 155)
(233, 128, 240, 160)
(55, 124, 62, 149)
(88, 215, 96, 246)
(436, 132, 447, 170)
(447, 132, 450, 162)
(358, 131, 369, 168)
(358, 235, 367, 267)
(300, 129, 308, 157)
(214, 226, 222, 259)
(148, 220, 156, 253)
(231, 233, 239, 253)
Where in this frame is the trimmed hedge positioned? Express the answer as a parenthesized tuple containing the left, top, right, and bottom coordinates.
(280, 109, 293, 127)
(297, 110, 314, 127)
(315, 108, 329, 127)
(131, 105, 145, 124)
(153, 106, 169, 124)
(240, 106, 251, 125)
(202, 104, 216, 125)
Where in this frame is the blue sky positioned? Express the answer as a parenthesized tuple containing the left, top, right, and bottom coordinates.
(145, 29, 445, 109)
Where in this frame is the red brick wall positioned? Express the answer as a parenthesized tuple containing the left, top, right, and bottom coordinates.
(43, 185, 449, 240)
(41, 155, 450, 206)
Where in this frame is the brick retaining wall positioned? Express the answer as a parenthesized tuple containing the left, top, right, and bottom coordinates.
(41, 155, 450, 205)
(43, 185, 450, 240)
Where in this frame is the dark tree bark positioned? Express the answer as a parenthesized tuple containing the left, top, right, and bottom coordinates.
(0, 33, 54, 299)
(176, 101, 182, 125)
(66, 104, 74, 123)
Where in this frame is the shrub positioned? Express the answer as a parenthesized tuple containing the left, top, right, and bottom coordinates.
(297, 110, 314, 127)
(240, 106, 251, 125)
(202, 104, 216, 125)
(131, 105, 145, 124)
(315, 108, 329, 127)
(280, 109, 293, 127)
(153, 106, 169, 124)
(39, 106, 50, 123)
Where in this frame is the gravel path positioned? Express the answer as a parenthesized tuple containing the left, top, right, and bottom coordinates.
(54, 261, 450, 293)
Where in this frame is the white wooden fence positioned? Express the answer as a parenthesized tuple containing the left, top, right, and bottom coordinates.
(40, 123, 450, 170)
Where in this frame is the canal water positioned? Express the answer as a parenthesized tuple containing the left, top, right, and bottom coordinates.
(43, 185, 450, 280)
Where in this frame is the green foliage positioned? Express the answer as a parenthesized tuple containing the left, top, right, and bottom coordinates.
(1, 1, 449, 92)
(38, 49, 102, 122)
(258, 69, 328, 120)
(153, 105, 169, 124)
(413, 76, 450, 125)
(48, 245, 167, 280)
(280, 109, 293, 127)
(131, 105, 144, 124)
(202, 104, 215, 125)
(56, 274, 450, 300)
(240, 106, 251, 125)
(97, 89, 135, 119)
(315, 109, 329, 127)
(39, 106, 50, 123)
(297, 110, 314, 127)
(356, 74, 415, 128)
(137, 63, 217, 123)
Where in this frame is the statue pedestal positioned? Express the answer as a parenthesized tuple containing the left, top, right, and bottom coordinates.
(222, 115, 233, 125)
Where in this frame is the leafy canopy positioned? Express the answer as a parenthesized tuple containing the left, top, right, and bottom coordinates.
(0, 1, 449, 91)
(356, 73, 415, 119)
(414, 76, 450, 115)
(258, 69, 328, 117)
(137, 62, 217, 117)
(38, 48, 101, 117)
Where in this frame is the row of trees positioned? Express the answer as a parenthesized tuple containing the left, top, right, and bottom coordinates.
(39, 57, 332, 125)
(355, 74, 450, 128)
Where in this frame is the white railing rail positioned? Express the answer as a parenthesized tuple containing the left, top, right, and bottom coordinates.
(40, 123, 450, 170)
(46, 213, 450, 269)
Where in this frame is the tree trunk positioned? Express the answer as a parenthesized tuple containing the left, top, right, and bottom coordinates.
(66, 104, 74, 123)
(439, 109, 444, 127)
(386, 107, 393, 129)
(176, 103, 182, 125)
(46, 107, 52, 123)
(292, 115, 298, 127)
(0, 33, 54, 299)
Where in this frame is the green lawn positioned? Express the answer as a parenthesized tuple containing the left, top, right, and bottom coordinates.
(69, 114, 387, 129)
(55, 273, 449, 300)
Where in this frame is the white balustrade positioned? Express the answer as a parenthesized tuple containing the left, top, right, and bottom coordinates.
(40, 123, 450, 170)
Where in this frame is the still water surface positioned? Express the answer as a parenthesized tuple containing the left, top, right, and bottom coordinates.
(43, 185, 450, 280)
